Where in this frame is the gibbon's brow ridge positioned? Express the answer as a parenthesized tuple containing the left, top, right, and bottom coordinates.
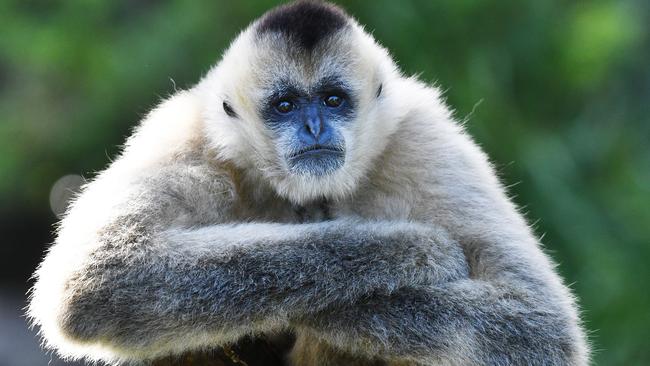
(256, 0, 350, 51)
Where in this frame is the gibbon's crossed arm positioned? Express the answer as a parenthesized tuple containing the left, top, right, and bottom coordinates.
(29, 2, 588, 365)
(32, 147, 467, 360)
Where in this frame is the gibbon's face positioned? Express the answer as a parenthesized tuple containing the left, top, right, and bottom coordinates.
(201, 2, 398, 203)
(258, 69, 354, 177)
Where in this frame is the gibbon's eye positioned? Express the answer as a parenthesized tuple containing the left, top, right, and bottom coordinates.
(324, 95, 343, 108)
(275, 100, 295, 114)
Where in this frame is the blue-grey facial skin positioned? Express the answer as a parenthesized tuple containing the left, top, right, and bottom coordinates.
(262, 79, 354, 176)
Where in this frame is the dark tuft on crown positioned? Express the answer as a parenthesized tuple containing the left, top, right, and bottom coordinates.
(256, 1, 350, 50)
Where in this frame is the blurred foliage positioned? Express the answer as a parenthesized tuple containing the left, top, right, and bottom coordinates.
(1, 0, 649, 364)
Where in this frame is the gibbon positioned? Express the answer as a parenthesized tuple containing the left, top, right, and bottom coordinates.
(29, 1, 589, 365)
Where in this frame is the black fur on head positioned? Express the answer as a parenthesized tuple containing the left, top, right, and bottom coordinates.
(256, 1, 350, 51)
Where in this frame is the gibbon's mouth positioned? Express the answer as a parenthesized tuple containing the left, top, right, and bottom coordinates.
(289, 145, 345, 159)
(287, 144, 346, 176)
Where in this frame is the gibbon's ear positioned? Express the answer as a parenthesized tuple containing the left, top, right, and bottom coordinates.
(121, 91, 204, 170)
(222, 100, 238, 118)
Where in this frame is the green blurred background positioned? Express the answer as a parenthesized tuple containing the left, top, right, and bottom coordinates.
(1, 0, 648, 364)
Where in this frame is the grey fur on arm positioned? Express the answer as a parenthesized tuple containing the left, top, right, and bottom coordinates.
(293, 233, 587, 366)
(48, 173, 468, 360)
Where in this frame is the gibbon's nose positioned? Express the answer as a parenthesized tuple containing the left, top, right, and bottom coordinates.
(304, 105, 322, 139)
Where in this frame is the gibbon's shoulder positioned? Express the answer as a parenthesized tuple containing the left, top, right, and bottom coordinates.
(385, 77, 463, 148)
(114, 91, 209, 173)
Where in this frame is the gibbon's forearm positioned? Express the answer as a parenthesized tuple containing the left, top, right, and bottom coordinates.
(296, 244, 588, 366)
(53, 219, 468, 358)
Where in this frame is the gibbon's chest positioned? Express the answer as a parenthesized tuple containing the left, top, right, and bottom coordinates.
(229, 193, 336, 224)
(229, 184, 416, 224)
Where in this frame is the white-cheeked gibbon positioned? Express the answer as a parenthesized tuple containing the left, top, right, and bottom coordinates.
(29, 1, 589, 365)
